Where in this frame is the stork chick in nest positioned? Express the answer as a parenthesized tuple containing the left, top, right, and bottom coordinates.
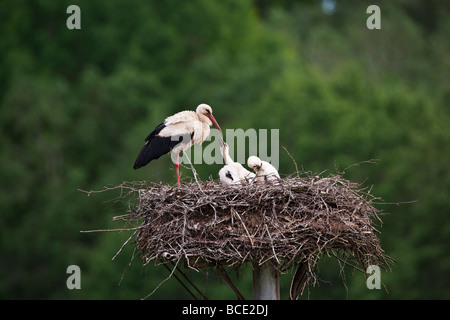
(219, 138, 255, 185)
(247, 155, 280, 182)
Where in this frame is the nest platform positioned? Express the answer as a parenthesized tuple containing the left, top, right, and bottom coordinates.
(111, 172, 392, 288)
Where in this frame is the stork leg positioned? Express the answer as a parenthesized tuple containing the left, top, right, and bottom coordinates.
(176, 153, 180, 186)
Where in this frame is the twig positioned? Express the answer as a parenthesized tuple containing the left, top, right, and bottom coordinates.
(216, 266, 245, 300)
(282, 146, 299, 177)
(163, 263, 199, 300)
(170, 261, 208, 300)
(142, 258, 182, 300)
(340, 159, 380, 175)
(112, 230, 137, 261)
(183, 153, 202, 189)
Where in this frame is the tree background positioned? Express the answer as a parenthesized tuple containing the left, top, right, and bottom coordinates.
(0, 0, 449, 299)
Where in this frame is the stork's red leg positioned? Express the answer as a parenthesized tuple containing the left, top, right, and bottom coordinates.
(176, 153, 180, 186)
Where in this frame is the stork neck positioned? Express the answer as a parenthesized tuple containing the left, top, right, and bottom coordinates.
(222, 149, 234, 165)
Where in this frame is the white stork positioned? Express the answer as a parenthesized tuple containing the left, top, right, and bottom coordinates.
(218, 138, 255, 185)
(247, 155, 280, 182)
(133, 104, 222, 185)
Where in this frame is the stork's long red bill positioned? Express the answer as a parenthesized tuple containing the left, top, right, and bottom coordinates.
(208, 114, 222, 134)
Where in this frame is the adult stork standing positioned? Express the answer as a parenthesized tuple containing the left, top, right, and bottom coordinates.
(218, 138, 255, 185)
(133, 104, 222, 185)
(247, 156, 280, 182)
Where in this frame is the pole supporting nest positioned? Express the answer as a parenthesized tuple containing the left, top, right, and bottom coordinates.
(252, 261, 280, 300)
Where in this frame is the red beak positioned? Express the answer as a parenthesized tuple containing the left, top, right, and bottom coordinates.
(208, 114, 222, 134)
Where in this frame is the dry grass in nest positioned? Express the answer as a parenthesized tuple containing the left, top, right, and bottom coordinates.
(92, 169, 393, 295)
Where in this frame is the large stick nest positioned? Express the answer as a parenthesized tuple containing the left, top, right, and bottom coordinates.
(112, 171, 392, 281)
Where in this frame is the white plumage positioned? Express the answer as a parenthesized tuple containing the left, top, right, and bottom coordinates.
(247, 155, 280, 182)
(219, 139, 255, 185)
(134, 104, 222, 185)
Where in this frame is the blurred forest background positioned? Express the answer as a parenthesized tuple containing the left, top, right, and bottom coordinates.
(1, 0, 449, 299)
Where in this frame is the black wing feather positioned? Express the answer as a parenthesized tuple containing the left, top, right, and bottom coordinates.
(133, 123, 193, 169)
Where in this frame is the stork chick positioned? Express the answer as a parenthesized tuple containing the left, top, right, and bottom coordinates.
(219, 138, 255, 185)
(247, 155, 280, 182)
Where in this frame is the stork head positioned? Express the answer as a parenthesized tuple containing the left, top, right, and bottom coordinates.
(196, 104, 222, 134)
(247, 156, 262, 171)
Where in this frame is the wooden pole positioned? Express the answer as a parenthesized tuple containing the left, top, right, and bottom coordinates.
(252, 261, 280, 300)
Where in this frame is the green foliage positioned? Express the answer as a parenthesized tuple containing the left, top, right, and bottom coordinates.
(0, 0, 449, 299)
